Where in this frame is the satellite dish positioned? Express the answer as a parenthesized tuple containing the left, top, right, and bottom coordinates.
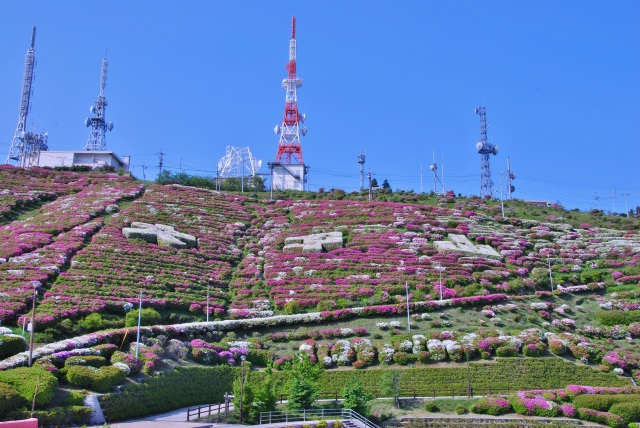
(475, 108, 479, 114)
(274, 125, 280, 135)
(492, 145, 499, 155)
(90, 106, 94, 113)
(429, 163, 437, 172)
(108, 122, 114, 131)
(300, 113, 306, 123)
(85, 118, 91, 127)
(509, 172, 516, 179)
(476, 142, 483, 151)
(510, 185, 515, 193)
(301, 127, 307, 136)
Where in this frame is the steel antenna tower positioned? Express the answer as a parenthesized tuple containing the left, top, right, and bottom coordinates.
(6, 27, 48, 167)
(475, 107, 498, 197)
(357, 151, 366, 189)
(273, 17, 307, 163)
(84, 56, 113, 151)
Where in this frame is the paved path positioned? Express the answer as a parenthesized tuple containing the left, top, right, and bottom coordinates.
(102, 406, 240, 428)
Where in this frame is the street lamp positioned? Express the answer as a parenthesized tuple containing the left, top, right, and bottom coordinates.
(206, 284, 210, 323)
(435, 266, 446, 301)
(27, 285, 37, 367)
(239, 355, 247, 423)
(547, 256, 553, 292)
(405, 281, 411, 333)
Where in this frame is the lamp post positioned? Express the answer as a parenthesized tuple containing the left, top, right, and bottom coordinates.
(206, 284, 210, 323)
(547, 256, 553, 292)
(27, 285, 37, 367)
(239, 355, 247, 423)
(135, 290, 142, 358)
(405, 281, 411, 333)
(435, 266, 446, 301)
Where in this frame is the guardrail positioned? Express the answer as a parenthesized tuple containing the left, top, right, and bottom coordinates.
(186, 402, 230, 421)
(259, 408, 379, 428)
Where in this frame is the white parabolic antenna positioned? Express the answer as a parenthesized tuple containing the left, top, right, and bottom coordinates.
(476, 142, 483, 152)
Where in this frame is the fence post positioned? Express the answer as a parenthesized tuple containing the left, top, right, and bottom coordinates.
(452, 388, 454, 398)
(413, 389, 416, 399)
(198, 407, 201, 419)
(432, 388, 435, 398)
(187, 408, 190, 422)
(286, 410, 288, 423)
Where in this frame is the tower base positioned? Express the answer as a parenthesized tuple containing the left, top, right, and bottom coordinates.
(269, 162, 306, 191)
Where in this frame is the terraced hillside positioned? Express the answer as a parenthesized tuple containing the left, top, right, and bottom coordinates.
(1, 167, 640, 425)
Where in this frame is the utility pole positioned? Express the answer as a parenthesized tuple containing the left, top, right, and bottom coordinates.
(611, 189, 617, 214)
(366, 171, 373, 201)
(157, 150, 164, 174)
(27, 286, 37, 367)
(623, 193, 631, 217)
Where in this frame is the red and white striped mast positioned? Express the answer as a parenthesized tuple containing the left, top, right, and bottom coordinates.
(273, 16, 307, 164)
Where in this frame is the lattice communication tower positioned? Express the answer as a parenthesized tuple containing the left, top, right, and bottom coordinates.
(475, 107, 498, 197)
(84, 56, 114, 151)
(5, 27, 48, 167)
(217, 146, 262, 178)
(273, 17, 307, 163)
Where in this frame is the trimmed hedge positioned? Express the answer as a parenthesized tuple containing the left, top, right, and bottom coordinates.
(66, 365, 127, 392)
(0, 367, 57, 407)
(610, 401, 640, 424)
(0, 335, 27, 359)
(572, 394, 640, 412)
(100, 366, 236, 421)
(65, 355, 107, 368)
(253, 358, 628, 397)
(596, 310, 640, 327)
(11, 406, 91, 426)
(0, 381, 25, 416)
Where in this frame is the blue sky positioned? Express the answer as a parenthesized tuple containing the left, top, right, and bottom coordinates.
(1, 1, 638, 212)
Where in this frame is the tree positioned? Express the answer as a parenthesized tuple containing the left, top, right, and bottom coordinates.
(370, 178, 379, 188)
(125, 308, 161, 327)
(233, 361, 254, 423)
(286, 352, 323, 410)
(342, 377, 374, 416)
(251, 366, 278, 420)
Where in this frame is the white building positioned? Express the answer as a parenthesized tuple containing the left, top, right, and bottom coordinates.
(269, 162, 306, 191)
(31, 151, 130, 171)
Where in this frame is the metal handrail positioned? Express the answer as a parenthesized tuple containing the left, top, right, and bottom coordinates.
(259, 408, 379, 428)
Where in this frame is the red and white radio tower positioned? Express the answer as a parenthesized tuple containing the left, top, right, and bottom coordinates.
(273, 17, 307, 163)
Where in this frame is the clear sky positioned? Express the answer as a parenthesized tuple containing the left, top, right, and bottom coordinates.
(1, 1, 638, 212)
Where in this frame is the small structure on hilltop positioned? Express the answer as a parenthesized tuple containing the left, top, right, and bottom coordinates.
(434, 234, 501, 260)
(33, 150, 130, 171)
(122, 222, 198, 249)
(283, 231, 343, 253)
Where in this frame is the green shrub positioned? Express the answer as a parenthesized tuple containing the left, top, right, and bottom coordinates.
(573, 394, 640, 412)
(522, 342, 547, 357)
(66, 365, 97, 389)
(283, 300, 301, 315)
(424, 401, 439, 412)
(91, 366, 127, 393)
(65, 355, 107, 368)
(596, 310, 640, 327)
(125, 308, 162, 327)
(0, 381, 25, 416)
(247, 349, 273, 366)
(100, 366, 236, 421)
(13, 405, 91, 427)
(578, 408, 625, 427)
(80, 313, 104, 330)
(0, 367, 57, 406)
(0, 335, 27, 359)
(496, 346, 518, 357)
(610, 401, 640, 424)
(92, 343, 118, 360)
(455, 404, 468, 414)
(60, 390, 87, 407)
(392, 351, 413, 365)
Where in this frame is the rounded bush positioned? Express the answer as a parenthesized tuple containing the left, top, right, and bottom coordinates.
(125, 308, 162, 327)
(424, 401, 439, 412)
(392, 351, 413, 365)
(66, 365, 98, 389)
(0, 367, 57, 406)
(610, 401, 640, 424)
(455, 404, 468, 414)
(0, 335, 27, 359)
(111, 351, 143, 374)
(496, 346, 518, 357)
(92, 366, 127, 393)
(0, 382, 25, 415)
(471, 397, 512, 416)
(65, 355, 106, 368)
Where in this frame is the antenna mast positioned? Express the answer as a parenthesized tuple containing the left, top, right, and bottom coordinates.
(273, 17, 307, 163)
(357, 151, 366, 189)
(6, 27, 48, 167)
(84, 56, 114, 151)
(475, 106, 498, 197)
